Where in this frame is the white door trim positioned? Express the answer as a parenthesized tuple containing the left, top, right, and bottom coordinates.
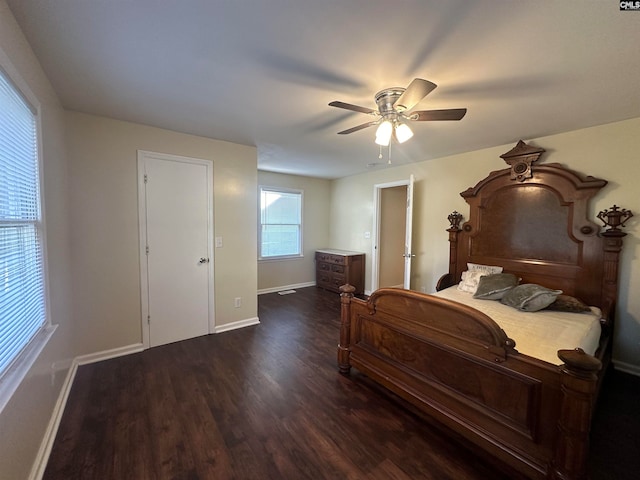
(137, 150, 215, 349)
(371, 177, 414, 292)
(403, 174, 415, 289)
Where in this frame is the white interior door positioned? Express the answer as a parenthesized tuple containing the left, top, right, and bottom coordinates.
(138, 151, 213, 348)
(403, 174, 415, 289)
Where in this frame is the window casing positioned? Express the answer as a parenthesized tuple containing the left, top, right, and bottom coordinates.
(0, 66, 48, 385)
(259, 187, 303, 260)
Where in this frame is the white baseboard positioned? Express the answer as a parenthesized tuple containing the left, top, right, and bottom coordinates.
(258, 281, 315, 295)
(75, 343, 144, 366)
(613, 359, 640, 377)
(28, 343, 144, 480)
(29, 358, 78, 480)
(214, 317, 260, 333)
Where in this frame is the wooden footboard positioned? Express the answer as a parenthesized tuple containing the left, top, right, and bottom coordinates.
(338, 285, 601, 480)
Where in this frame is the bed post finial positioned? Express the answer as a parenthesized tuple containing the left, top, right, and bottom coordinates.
(448, 211, 463, 231)
(551, 348, 601, 480)
(597, 205, 633, 233)
(338, 284, 356, 374)
(447, 211, 462, 281)
(598, 205, 632, 321)
(436, 211, 464, 291)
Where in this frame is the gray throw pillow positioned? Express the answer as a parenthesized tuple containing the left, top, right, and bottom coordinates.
(473, 273, 519, 300)
(500, 284, 563, 312)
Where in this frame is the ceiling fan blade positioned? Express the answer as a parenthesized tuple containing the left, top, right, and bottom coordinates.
(394, 78, 437, 111)
(411, 108, 467, 121)
(337, 121, 379, 135)
(329, 101, 377, 115)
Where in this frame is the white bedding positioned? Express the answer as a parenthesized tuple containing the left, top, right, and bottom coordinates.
(433, 286, 602, 366)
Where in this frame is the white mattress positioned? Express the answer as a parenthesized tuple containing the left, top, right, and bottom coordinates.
(433, 286, 602, 366)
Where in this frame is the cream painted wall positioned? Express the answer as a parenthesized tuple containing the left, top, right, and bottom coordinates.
(0, 1, 74, 479)
(257, 171, 331, 292)
(330, 118, 640, 373)
(65, 112, 258, 355)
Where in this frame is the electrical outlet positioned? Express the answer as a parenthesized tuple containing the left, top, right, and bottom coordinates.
(234, 297, 241, 308)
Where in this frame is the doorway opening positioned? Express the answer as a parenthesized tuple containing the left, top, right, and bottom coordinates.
(371, 175, 414, 292)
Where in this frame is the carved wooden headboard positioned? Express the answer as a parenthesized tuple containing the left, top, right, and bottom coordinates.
(438, 141, 631, 323)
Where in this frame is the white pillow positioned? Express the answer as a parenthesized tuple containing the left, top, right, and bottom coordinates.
(457, 270, 487, 294)
(467, 263, 503, 274)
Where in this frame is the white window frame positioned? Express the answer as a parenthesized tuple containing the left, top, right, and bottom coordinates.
(258, 186, 304, 261)
(0, 54, 54, 414)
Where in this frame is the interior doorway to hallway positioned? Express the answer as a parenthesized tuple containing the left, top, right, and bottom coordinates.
(371, 175, 414, 291)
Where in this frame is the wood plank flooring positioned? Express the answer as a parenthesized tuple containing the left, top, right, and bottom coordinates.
(44, 287, 639, 479)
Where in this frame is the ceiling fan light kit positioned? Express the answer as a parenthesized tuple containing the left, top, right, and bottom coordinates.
(375, 120, 393, 146)
(375, 119, 413, 146)
(329, 77, 467, 146)
(395, 122, 414, 143)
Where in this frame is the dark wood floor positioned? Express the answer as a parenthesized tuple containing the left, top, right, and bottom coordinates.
(44, 287, 639, 480)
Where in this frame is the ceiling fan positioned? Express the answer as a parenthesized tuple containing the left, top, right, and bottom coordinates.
(329, 78, 467, 146)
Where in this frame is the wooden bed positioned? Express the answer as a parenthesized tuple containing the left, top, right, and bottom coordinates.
(337, 141, 631, 480)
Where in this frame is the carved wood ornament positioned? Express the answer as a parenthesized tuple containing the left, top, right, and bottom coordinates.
(500, 139, 545, 181)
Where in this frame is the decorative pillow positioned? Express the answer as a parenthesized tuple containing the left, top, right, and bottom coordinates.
(500, 284, 563, 312)
(545, 294, 592, 313)
(467, 263, 503, 275)
(473, 273, 519, 300)
(456, 270, 486, 294)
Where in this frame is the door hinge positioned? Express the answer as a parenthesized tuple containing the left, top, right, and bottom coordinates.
(147, 315, 151, 324)
(144, 174, 148, 183)
(146, 245, 150, 255)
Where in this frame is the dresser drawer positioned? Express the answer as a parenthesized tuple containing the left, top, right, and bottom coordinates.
(315, 252, 346, 265)
(331, 264, 345, 274)
(317, 271, 333, 288)
(318, 262, 332, 272)
(330, 274, 346, 288)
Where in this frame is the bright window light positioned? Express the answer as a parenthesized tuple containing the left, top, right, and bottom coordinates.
(0, 68, 47, 380)
(259, 187, 303, 259)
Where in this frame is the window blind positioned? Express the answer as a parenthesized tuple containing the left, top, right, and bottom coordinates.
(0, 68, 45, 378)
(260, 188, 302, 258)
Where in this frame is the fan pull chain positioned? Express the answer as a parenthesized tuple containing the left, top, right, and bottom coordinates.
(379, 144, 383, 159)
(388, 142, 392, 164)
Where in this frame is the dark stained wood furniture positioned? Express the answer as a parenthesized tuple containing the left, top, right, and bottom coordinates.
(316, 249, 365, 295)
(338, 141, 630, 480)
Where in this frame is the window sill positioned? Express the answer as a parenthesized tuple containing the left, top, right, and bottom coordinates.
(0, 324, 57, 414)
(259, 254, 305, 263)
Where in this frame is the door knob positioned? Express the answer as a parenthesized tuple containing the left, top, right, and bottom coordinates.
(198, 257, 209, 264)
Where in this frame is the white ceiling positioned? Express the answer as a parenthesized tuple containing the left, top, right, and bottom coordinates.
(7, 0, 640, 179)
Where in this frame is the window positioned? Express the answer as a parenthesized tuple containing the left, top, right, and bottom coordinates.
(0, 67, 47, 382)
(259, 187, 303, 259)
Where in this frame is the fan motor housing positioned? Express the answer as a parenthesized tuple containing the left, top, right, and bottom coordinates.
(375, 87, 405, 114)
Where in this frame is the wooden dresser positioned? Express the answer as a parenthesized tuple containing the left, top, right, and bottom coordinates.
(315, 249, 365, 295)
